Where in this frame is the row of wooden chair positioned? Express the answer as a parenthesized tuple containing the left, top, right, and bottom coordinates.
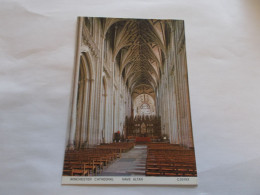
(63, 143, 134, 176)
(145, 143, 197, 177)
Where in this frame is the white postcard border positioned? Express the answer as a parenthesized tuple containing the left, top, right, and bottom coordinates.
(62, 176, 197, 185)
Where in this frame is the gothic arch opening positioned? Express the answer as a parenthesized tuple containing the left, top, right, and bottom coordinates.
(74, 54, 92, 149)
(133, 94, 156, 117)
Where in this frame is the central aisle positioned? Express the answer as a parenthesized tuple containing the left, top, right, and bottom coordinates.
(99, 145, 147, 176)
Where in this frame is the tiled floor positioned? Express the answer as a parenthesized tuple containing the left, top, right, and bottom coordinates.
(99, 145, 147, 176)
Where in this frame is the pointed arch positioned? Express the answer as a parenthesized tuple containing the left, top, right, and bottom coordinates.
(81, 52, 94, 80)
(74, 52, 93, 149)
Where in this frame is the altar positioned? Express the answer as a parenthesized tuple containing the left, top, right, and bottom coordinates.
(135, 137, 151, 143)
(124, 115, 161, 138)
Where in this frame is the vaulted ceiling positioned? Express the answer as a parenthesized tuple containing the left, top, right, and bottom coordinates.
(103, 18, 171, 98)
(132, 84, 156, 101)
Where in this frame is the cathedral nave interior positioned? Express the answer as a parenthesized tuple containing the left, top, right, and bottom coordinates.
(63, 17, 196, 177)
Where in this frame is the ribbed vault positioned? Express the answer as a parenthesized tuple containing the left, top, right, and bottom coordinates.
(104, 18, 170, 95)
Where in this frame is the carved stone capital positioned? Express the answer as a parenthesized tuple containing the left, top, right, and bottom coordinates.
(82, 24, 100, 58)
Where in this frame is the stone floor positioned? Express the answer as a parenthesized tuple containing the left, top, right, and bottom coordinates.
(98, 145, 147, 176)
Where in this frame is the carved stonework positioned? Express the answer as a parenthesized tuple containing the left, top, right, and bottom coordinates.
(177, 29, 185, 53)
(82, 24, 100, 57)
(103, 64, 111, 78)
(125, 115, 161, 138)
